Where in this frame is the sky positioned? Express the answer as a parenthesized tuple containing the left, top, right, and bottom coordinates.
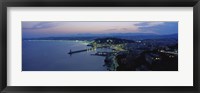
(22, 21, 178, 38)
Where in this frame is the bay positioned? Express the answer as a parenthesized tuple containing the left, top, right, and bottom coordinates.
(22, 40, 108, 71)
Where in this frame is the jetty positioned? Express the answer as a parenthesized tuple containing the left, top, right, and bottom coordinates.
(68, 48, 93, 54)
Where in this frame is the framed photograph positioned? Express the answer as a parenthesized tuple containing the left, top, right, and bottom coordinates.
(0, 0, 199, 93)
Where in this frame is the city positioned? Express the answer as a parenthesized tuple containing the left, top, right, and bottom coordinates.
(68, 37, 178, 71)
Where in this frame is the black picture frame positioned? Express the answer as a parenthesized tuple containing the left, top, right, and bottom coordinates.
(0, 0, 199, 93)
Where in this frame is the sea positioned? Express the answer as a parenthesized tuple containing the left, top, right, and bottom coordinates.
(22, 40, 110, 71)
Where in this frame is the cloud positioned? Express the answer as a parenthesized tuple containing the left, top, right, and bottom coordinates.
(22, 21, 178, 38)
(104, 29, 118, 31)
(137, 22, 178, 35)
(145, 22, 165, 27)
(121, 28, 129, 31)
(132, 22, 166, 34)
(22, 22, 39, 29)
(135, 22, 165, 27)
(22, 22, 62, 29)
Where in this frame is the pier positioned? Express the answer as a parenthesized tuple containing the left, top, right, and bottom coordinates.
(68, 48, 94, 54)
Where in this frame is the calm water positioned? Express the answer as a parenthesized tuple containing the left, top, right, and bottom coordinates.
(22, 40, 108, 71)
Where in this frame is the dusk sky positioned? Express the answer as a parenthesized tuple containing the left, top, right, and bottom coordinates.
(22, 21, 178, 38)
